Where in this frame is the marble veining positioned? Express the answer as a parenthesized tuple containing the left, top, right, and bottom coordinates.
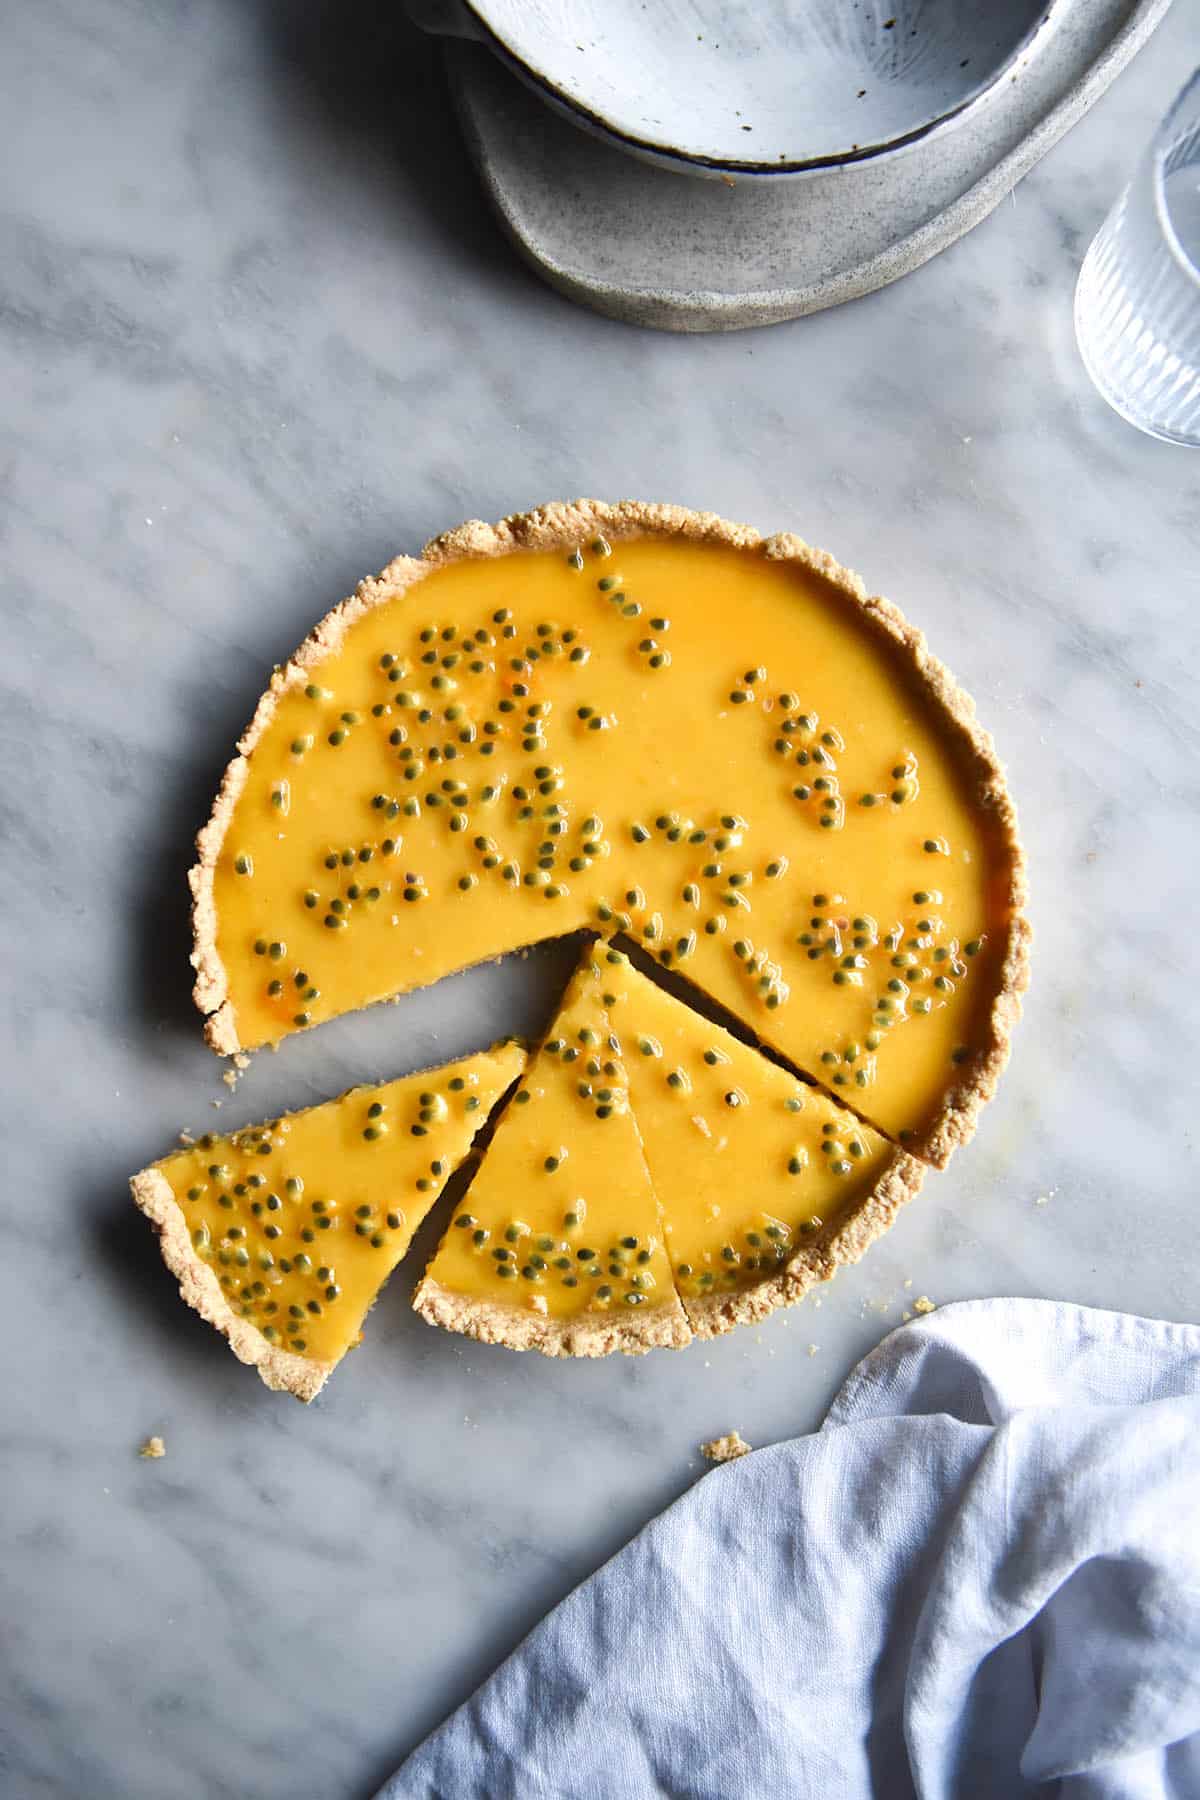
(4, 2, 1200, 1795)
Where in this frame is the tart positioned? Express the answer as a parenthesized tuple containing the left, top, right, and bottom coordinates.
(415, 941, 922, 1352)
(130, 1041, 524, 1399)
(414, 950, 691, 1356)
(191, 501, 1027, 1170)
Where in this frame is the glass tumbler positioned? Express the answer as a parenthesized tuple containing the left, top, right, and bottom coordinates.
(1074, 68, 1200, 446)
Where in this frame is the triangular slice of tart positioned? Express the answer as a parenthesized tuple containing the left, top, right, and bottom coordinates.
(131, 1040, 525, 1399)
(599, 945, 925, 1338)
(413, 953, 691, 1356)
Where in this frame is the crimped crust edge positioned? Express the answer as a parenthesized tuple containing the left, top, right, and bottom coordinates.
(411, 1275, 692, 1357)
(129, 1168, 334, 1402)
(681, 1148, 926, 1339)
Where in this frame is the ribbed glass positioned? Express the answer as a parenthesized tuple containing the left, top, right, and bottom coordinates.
(1075, 70, 1200, 447)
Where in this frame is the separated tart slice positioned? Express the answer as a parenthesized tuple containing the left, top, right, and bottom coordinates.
(130, 1040, 525, 1399)
(599, 946, 924, 1338)
(191, 501, 1028, 1169)
(413, 951, 691, 1356)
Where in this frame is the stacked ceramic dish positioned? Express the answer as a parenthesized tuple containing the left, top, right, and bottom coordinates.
(409, 0, 1171, 327)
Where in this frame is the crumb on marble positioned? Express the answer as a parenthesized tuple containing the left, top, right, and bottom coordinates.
(701, 1430, 752, 1464)
(177, 1130, 194, 1146)
(913, 1295, 937, 1315)
(138, 1436, 166, 1460)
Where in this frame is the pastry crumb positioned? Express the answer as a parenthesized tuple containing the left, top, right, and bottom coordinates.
(912, 1295, 937, 1315)
(701, 1429, 752, 1464)
(138, 1436, 166, 1460)
(177, 1129, 194, 1146)
(807, 1343, 819, 1356)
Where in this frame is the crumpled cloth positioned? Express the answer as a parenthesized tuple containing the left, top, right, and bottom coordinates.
(381, 1299, 1200, 1799)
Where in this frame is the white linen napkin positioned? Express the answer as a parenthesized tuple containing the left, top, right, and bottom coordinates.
(381, 1299, 1200, 1799)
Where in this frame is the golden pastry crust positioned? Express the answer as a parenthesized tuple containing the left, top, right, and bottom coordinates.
(129, 1168, 335, 1402)
(189, 499, 1029, 1168)
(679, 1148, 926, 1339)
(411, 1274, 692, 1357)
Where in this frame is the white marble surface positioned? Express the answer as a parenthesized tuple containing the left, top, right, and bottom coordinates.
(5, 4, 1200, 1796)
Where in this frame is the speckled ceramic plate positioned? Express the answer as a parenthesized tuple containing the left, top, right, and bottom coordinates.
(433, 0, 1171, 330)
(421, 0, 1059, 179)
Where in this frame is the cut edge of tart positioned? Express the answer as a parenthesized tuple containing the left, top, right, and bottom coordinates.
(189, 499, 1030, 1172)
(130, 1039, 525, 1401)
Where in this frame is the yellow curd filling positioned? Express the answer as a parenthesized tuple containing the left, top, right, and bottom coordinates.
(210, 535, 1018, 1150)
(600, 947, 907, 1311)
(420, 941, 912, 1333)
(149, 1042, 523, 1364)
(420, 952, 682, 1328)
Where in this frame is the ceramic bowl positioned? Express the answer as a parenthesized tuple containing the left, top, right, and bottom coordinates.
(410, 0, 1060, 180)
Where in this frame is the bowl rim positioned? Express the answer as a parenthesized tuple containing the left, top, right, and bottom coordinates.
(462, 0, 1061, 179)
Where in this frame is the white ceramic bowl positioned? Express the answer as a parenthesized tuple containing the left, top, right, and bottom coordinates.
(412, 0, 1060, 180)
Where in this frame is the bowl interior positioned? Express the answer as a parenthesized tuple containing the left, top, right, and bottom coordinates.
(469, 0, 1053, 170)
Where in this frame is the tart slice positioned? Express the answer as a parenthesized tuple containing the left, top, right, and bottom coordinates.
(600, 945, 925, 1337)
(413, 954, 691, 1356)
(131, 1041, 525, 1399)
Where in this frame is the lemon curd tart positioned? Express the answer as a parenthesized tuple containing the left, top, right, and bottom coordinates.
(191, 502, 1027, 1170)
(416, 941, 924, 1353)
(130, 1041, 524, 1399)
(139, 500, 1030, 1381)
